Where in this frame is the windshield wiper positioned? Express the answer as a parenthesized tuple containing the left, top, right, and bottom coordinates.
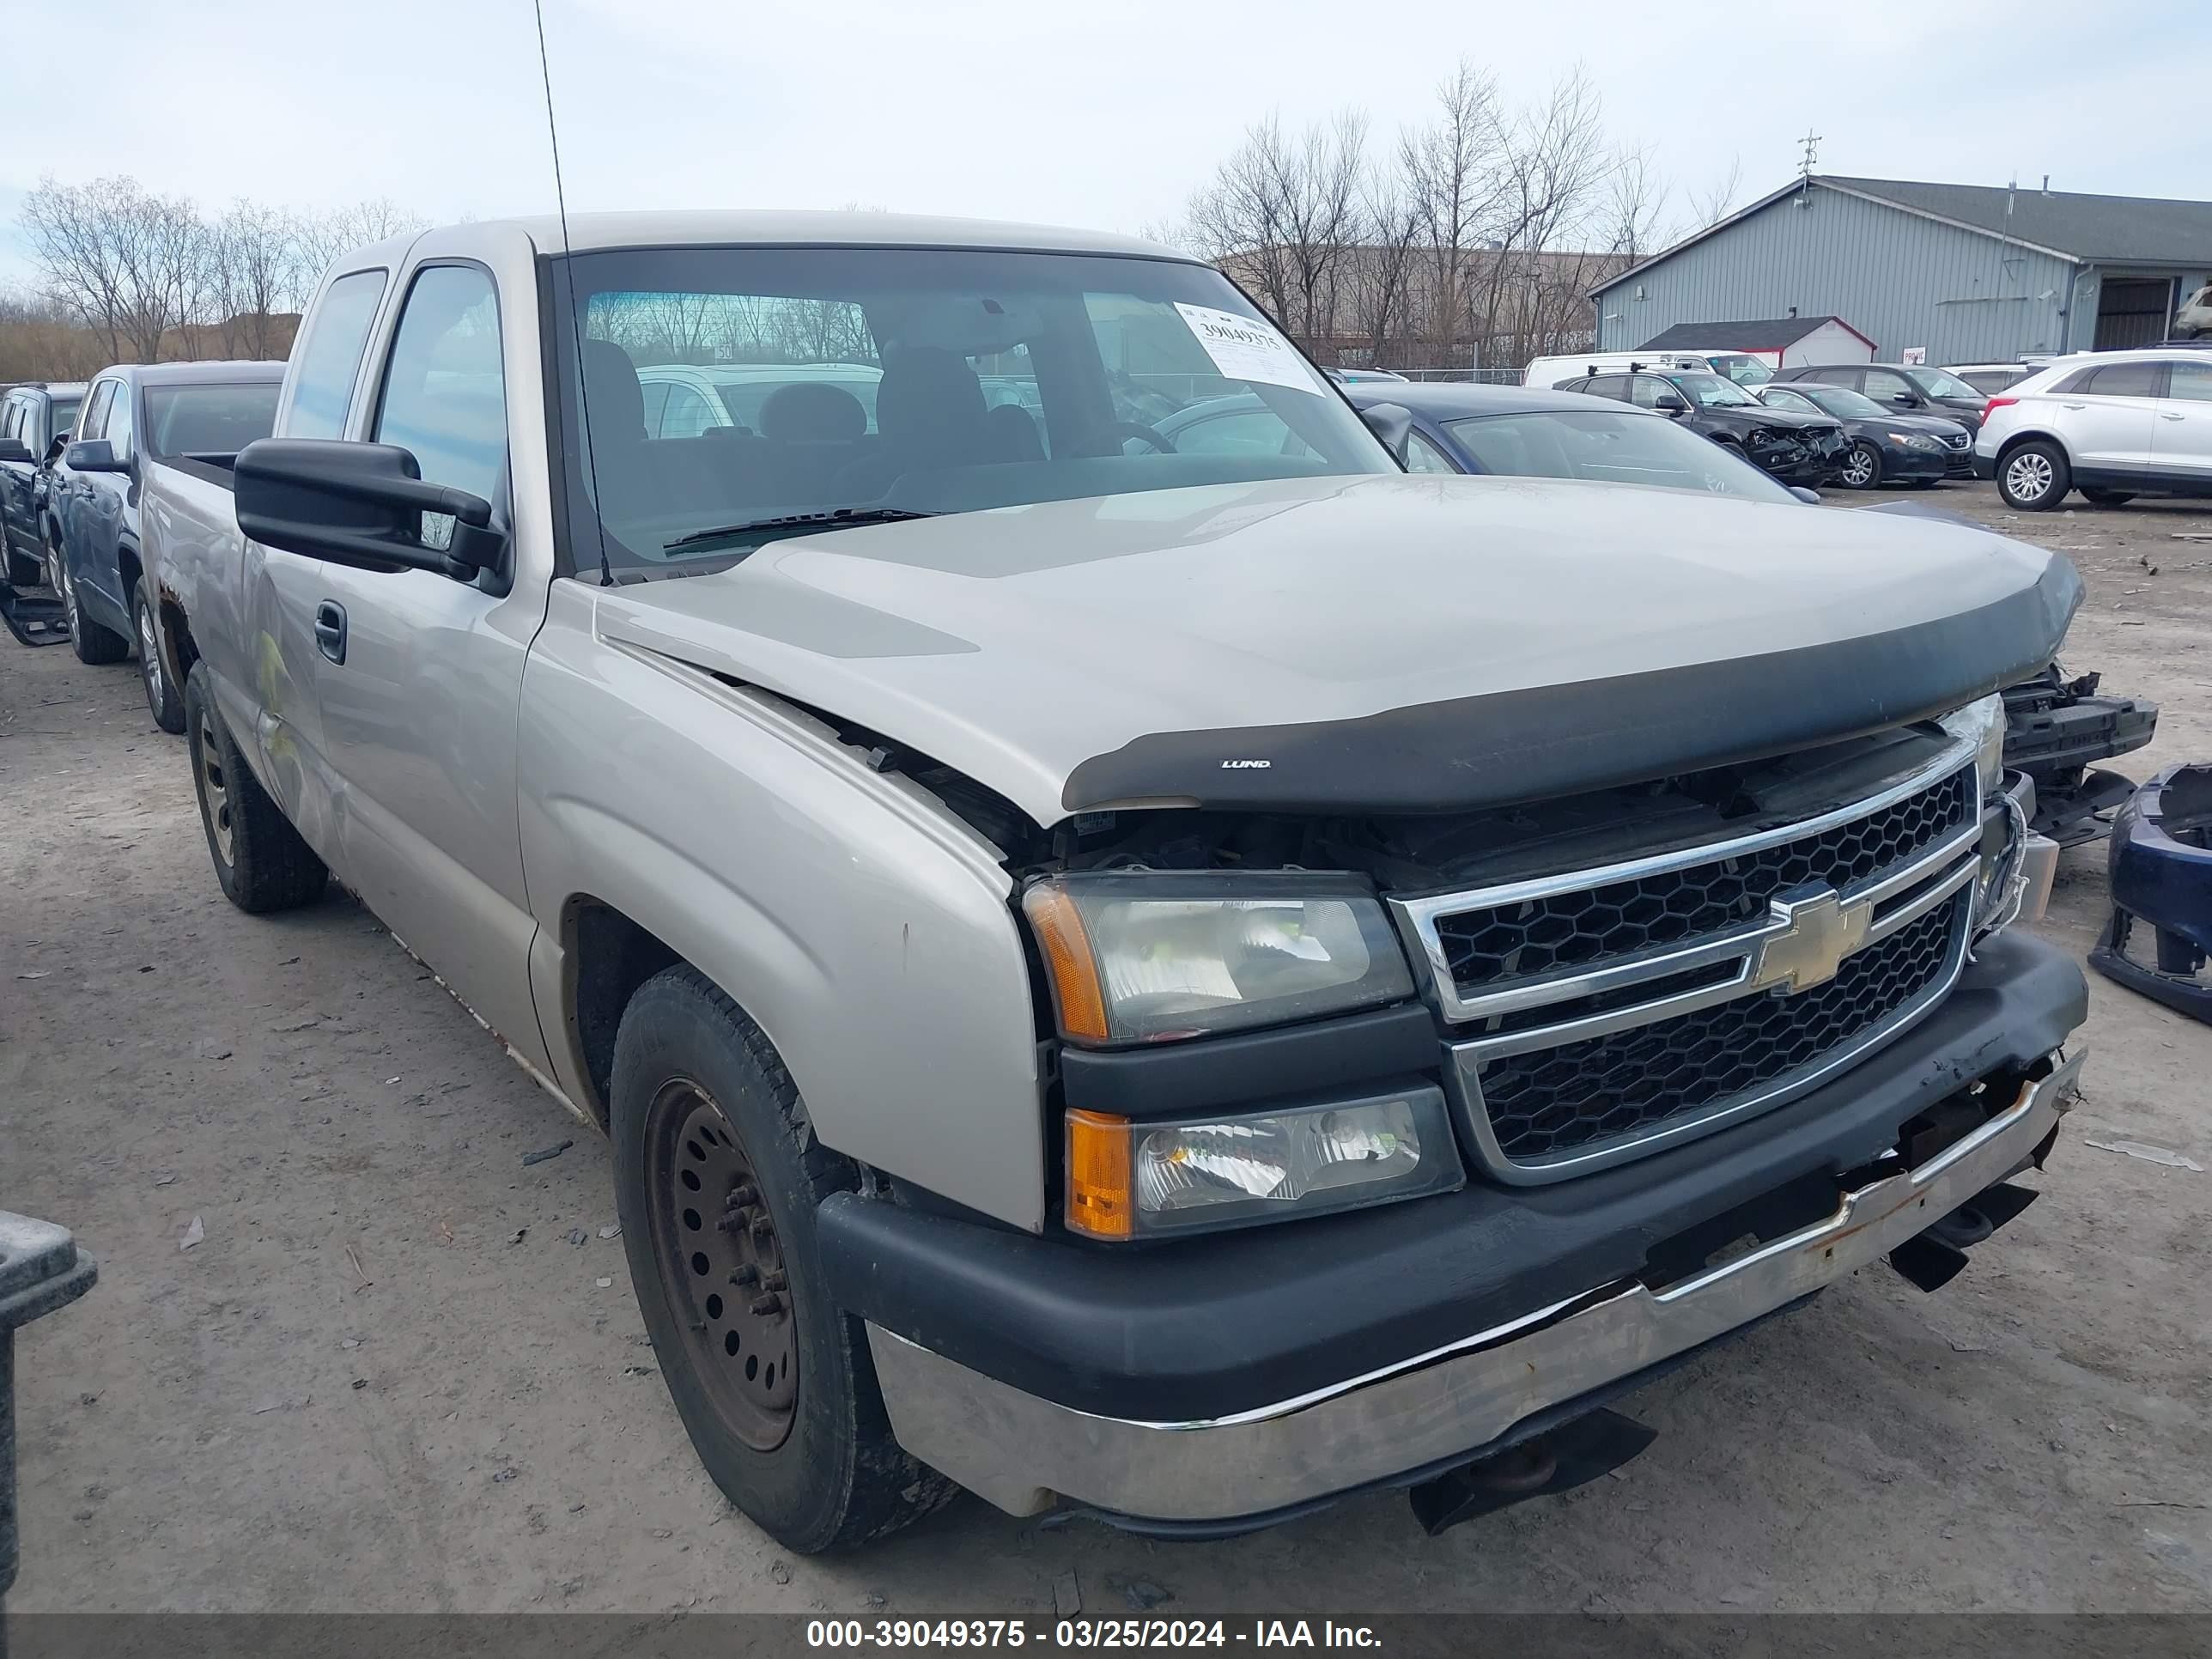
(662, 507, 939, 555)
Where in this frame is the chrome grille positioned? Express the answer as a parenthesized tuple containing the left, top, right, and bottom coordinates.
(1474, 893, 1965, 1161)
(1392, 742, 1984, 1182)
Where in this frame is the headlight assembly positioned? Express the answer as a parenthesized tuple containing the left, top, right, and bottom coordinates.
(1065, 1085, 1462, 1239)
(1021, 872, 1415, 1047)
(1939, 691, 2008, 799)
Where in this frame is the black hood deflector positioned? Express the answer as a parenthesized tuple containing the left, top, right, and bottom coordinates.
(1062, 553, 2081, 816)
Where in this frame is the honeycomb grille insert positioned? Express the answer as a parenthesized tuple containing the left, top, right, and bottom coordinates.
(1474, 894, 1964, 1163)
(1435, 768, 1974, 998)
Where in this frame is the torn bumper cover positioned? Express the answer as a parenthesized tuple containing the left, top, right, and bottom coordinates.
(2091, 763, 2212, 1023)
(863, 1051, 2080, 1526)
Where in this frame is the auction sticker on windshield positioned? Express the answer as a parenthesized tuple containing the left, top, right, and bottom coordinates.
(1175, 303, 1324, 394)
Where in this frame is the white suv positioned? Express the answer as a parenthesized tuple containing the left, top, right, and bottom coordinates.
(1976, 346, 2212, 509)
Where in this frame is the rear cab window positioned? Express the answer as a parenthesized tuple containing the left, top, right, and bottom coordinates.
(285, 270, 390, 440)
(145, 383, 283, 459)
(371, 263, 509, 548)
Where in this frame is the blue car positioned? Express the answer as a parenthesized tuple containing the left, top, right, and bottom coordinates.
(1157, 380, 1814, 502)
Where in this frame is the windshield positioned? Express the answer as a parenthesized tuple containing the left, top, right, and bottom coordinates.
(1909, 368, 1981, 400)
(1707, 354, 1771, 386)
(553, 246, 1393, 576)
(1790, 385, 1886, 420)
(1668, 373, 1759, 408)
(1443, 410, 1795, 502)
(143, 382, 281, 459)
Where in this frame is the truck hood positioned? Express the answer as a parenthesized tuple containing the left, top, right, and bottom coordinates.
(592, 473, 2080, 828)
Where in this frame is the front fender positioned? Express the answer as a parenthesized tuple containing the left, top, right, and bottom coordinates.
(518, 581, 1046, 1231)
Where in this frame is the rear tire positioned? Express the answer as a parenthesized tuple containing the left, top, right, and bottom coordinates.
(2081, 488, 2136, 507)
(183, 664, 328, 913)
(610, 967, 956, 1553)
(135, 580, 185, 733)
(1997, 440, 2070, 510)
(63, 563, 129, 664)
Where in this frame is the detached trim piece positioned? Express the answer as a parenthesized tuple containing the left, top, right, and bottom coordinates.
(866, 1051, 2081, 1522)
(1060, 557, 2080, 814)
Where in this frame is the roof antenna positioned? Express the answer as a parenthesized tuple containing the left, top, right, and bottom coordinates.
(533, 0, 614, 587)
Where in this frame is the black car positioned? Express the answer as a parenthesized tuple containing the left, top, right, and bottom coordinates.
(0, 380, 85, 589)
(1772, 362, 1990, 434)
(48, 362, 282, 682)
(1754, 381, 1974, 489)
(1555, 368, 1847, 484)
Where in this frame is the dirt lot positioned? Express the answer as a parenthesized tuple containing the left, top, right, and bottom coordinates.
(4, 483, 2211, 1616)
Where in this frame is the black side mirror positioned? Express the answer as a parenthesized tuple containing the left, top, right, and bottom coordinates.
(1890, 392, 1921, 408)
(45, 434, 70, 465)
(1655, 395, 1690, 414)
(0, 439, 31, 465)
(63, 439, 127, 473)
(1790, 485, 1823, 504)
(235, 439, 505, 580)
(1359, 402, 1415, 465)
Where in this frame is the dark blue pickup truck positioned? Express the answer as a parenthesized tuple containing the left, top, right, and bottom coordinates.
(0, 380, 85, 589)
(47, 362, 282, 723)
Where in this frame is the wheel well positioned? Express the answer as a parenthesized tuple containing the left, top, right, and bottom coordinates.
(117, 543, 142, 602)
(567, 898, 681, 1126)
(161, 593, 200, 684)
(1994, 428, 2063, 467)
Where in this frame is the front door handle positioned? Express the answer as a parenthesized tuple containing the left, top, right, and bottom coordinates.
(2159, 411, 2186, 421)
(314, 600, 347, 665)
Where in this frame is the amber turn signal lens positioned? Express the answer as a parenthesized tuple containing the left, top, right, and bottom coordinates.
(1020, 884, 1109, 1043)
(1065, 1109, 1134, 1239)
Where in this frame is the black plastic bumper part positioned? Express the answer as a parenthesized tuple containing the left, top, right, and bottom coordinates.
(2091, 763, 2212, 1023)
(822, 932, 2086, 1423)
(1, 1212, 98, 1606)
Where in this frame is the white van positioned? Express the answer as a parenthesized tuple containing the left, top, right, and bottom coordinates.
(1522, 349, 1771, 390)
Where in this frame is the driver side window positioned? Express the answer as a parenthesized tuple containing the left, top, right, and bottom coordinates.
(373, 264, 508, 550)
(1627, 375, 1671, 409)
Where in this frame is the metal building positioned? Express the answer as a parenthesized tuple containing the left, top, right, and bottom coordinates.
(1590, 175, 2212, 366)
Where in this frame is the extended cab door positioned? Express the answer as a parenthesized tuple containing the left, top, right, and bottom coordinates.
(76, 379, 138, 629)
(2152, 357, 2212, 482)
(301, 243, 552, 1073)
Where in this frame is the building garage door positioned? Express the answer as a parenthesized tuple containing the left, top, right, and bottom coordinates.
(2096, 277, 2176, 349)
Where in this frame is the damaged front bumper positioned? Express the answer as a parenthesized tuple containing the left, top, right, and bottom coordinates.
(865, 1050, 2079, 1527)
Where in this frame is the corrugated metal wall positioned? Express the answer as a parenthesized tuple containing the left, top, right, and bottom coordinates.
(1595, 185, 2077, 365)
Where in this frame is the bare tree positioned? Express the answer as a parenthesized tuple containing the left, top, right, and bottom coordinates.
(1401, 61, 1509, 355)
(205, 200, 303, 360)
(1349, 164, 1424, 364)
(1184, 107, 1368, 342)
(1602, 145, 1668, 264)
(21, 174, 210, 364)
(295, 198, 428, 290)
(1686, 158, 1743, 232)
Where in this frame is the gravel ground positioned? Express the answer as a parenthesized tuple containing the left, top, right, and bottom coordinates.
(4, 482, 2210, 1615)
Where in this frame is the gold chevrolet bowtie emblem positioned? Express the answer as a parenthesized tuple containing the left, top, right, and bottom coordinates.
(1752, 888, 1873, 994)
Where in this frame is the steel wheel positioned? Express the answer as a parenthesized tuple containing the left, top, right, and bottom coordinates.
(195, 703, 235, 866)
(643, 1078, 797, 1450)
(1840, 443, 1879, 489)
(2005, 449, 2054, 502)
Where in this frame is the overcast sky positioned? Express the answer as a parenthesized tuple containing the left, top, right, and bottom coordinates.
(5, 0, 2208, 289)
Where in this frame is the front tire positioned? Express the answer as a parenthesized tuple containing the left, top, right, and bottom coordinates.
(1998, 440, 2070, 510)
(63, 563, 129, 664)
(610, 967, 955, 1552)
(135, 580, 184, 733)
(1838, 441, 1881, 490)
(182, 664, 328, 913)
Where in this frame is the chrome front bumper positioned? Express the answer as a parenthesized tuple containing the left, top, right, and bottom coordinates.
(867, 1048, 2081, 1523)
